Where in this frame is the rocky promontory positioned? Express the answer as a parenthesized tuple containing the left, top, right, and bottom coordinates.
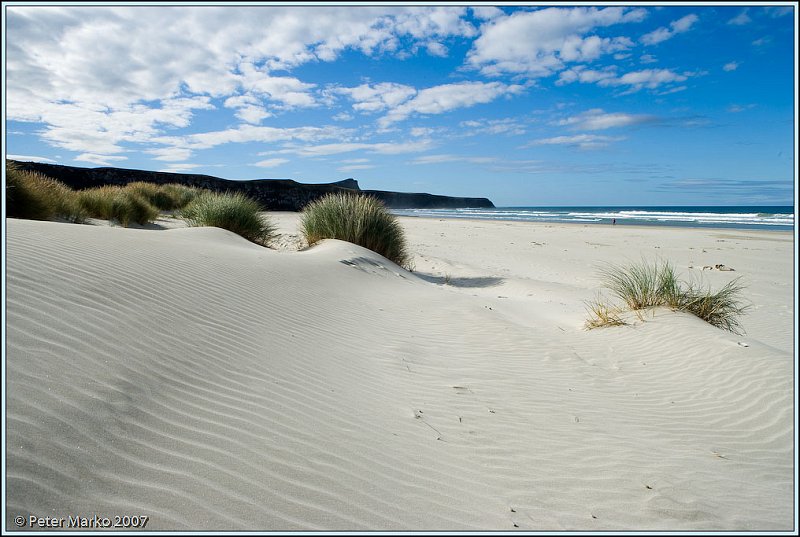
(9, 161, 495, 210)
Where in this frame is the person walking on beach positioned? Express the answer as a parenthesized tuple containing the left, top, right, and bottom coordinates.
(612, 218, 616, 225)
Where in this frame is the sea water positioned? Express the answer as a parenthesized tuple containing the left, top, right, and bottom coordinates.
(391, 206, 795, 231)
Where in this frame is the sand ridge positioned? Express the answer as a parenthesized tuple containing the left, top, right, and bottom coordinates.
(5, 216, 795, 531)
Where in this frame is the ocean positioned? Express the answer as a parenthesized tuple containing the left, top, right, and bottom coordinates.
(391, 206, 795, 231)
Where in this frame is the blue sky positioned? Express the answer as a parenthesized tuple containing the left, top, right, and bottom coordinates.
(4, 3, 796, 206)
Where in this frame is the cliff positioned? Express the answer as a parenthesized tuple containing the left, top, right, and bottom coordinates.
(8, 161, 494, 210)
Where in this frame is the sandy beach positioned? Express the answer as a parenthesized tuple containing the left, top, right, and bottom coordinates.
(5, 213, 795, 531)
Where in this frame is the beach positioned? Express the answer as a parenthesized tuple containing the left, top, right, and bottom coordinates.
(5, 213, 795, 531)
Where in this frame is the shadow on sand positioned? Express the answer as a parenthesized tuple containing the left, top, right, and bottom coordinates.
(415, 273, 505, 288)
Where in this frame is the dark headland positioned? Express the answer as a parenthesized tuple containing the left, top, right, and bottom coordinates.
(9, 161, 495, 211)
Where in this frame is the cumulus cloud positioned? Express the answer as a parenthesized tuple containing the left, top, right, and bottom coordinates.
(334, 82, 417, 113)
(466, 6, 646, 76)
(149, 125, 351, 164)
(560, 67, 689, 93)
(471, 6, 504, 21)
(723, 62, 739, 72)
(556, 108, 657, 130)
(556, 65, 618, 86)
(5, 6, 475, 160)
(641, 14, 698, 45)
(610, 69, 688, 91)
(379, 81, 524, 126)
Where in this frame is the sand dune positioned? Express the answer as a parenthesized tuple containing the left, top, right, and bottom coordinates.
(5, 216, 795, 531)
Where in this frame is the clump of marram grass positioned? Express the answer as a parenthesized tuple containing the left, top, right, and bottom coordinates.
(6, 161, 86, 222)
(76, 185, 160, 226)
(300, 192, 411, 269)
(180, 191, 276, 246)
(598, 259, 682, 310)
(160, 183, 203, 208)
(680, 279, 749, 334)
(124, 181, 202, 210)
(586, 259, 749, 334)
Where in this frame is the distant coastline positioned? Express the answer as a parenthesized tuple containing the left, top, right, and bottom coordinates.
(8, 160, 495, 211)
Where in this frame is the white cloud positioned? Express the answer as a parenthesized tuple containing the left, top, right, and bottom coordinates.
(640, 54, 657, 64)
(283, 140, 434, 157)
(379, 81, 524, 126)
(337, 164, 375, 172)
(148, 147, 194, 162)
(458, 118, 527, 136)
(160, 163, 204, 173)
(466, 6, 646, 76)
(471, 6, 504, 21)
(411, 154, 497, 165)
(255, 158, 289, 168)
(6, 154, 57, 163)
(527, 133, 625, 149)
(556, 108, 656, 130)
(641, 14, 698, 45)
(558, 68, 689, 93)
(410, 127, 435, 137)
(5, 6, 476, 159)
(727, 104, 756, 113)
(74, 153, 128, 166)
(223, 94, 274, 124)
(723, 62, 739, 72)
(425, 41, 448, 57)
(335, 82, 417, 113)
(556, 65, 618, 86)
(728, 9, 751, 25)
(610, 69, 688, 91)
(235, 62, 317, 109)
(764, 6, 793, 18)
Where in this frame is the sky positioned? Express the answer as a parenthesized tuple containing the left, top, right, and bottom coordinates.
(3, 2, 796, 207)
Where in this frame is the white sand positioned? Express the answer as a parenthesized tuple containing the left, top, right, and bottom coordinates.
(5, 214, 795, 531)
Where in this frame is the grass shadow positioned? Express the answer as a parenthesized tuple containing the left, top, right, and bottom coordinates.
(415, 273, 505, 288)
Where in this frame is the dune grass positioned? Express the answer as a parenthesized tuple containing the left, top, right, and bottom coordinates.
(679, 279, 749, 334)
(584, 298, 628, 329)
(587, 259, 749, 333)
(300, 192, 411, 268)
(76, 186, 160, 226)
(180, 191, 276, 246)
(125, 181, 202, 210)
(599, 259, 682, 310)
(6, 161, 87, 222)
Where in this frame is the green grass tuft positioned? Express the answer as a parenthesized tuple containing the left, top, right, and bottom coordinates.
(124, 181, 201, 210)
(300, 192, 411, 268)
(6, 160, 86, 222)
(77, 185, 159, 226)
(680, 278, 749, 334)
(181, 191, 276, 245)
(588, 259, 749, 334)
